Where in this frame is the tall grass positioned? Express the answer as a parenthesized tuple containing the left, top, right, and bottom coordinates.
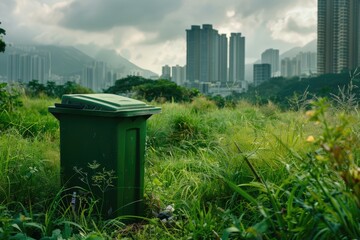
(1, 95, 359, 239)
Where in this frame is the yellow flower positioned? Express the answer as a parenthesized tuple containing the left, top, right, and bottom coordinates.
(306, 135, 315, 142)
(315, 155, 326, 161)
(349, 167, 360, 182)
(305, 110, 316, 117)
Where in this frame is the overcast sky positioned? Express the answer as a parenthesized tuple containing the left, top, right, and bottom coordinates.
(0, 0, 317, 75)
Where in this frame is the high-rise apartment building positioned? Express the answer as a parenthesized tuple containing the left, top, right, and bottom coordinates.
(186, 24, 228, 85)
(199, 24, 219, 83)
(161, 65, 171, 80)
(7, 52, 49, 83)
(253, 64, 271, 86)
(219, 34, 228, 86)
(261, 48, 279, 77)
(82, 65, 95, 90)
(186, 25, 201, 82)
(19, 54, 32, 83)
(81, 61, 107, 91)
(317, 0, 360, 74)
(281, 57, 300, 78)
(298, 52, 317, 75)
(7, 53, 20, 82)
(281, 52, 317, 78)
(32, 55, 46, 84)
(229, 33, 245, 83)
(171, 65, 186, 86)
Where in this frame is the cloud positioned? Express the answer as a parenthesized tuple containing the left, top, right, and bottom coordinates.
(0, 0, 317, 73)
(59, 0, 182, 32)
(268, 5, 317, 45)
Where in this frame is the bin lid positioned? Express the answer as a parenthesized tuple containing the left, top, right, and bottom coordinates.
(48, 94, 161, 117)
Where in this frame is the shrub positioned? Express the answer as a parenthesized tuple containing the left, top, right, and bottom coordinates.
(223, 98, 360, 239)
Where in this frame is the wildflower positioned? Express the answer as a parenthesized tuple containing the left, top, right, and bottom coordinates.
(315, 155, 326, 161)
(349, 167, 360, 183)
(306, 135, 315, 142)
(305, 110, 315, 117)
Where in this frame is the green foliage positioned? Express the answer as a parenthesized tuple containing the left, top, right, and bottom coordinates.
(330, 69, 360, 112)
(105, 76, 199, 103)
(222, 99, 360, 239)
(27, 80, 46, 96)
(0, 22, 6, 53)
(104, 75, 149, 94)
(0, 83, 23, 113)
(0, 96, 59, 138)
(240, 72, 360, 110)
(1, 95, 360, 239)
(134, 79, 199, 102)
(26, 80, 93, 98)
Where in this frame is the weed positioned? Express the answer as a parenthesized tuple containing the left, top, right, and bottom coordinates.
(330, 69, 360, 112)
(223, 98, 360, 239)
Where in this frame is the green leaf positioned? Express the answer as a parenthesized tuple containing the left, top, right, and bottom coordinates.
(223, 179, 258, 205)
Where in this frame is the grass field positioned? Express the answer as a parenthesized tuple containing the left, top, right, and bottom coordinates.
(0, 95, 359, 239)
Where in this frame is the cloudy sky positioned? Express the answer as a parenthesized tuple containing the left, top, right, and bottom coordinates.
(0, 0, 317, 75)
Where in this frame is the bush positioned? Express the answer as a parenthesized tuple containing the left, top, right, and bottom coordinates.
(0, 83, 22, 113)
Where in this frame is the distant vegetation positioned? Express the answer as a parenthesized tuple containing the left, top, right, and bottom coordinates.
(238, 71, 360, 110)
(0, 22, 6, 53)
(103, 71, 360, 112)
(26, 79, 93, 98)
(105, 75, 200, 102)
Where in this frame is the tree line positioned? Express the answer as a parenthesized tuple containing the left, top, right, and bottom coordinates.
(237, 71, 360, 110)
(104, 75, 200, 103)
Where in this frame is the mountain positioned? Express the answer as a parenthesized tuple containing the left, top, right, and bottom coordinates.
(91, 48, 156, 78)
(0, 44, 157, 78)
(280, 39, 317, 59)
(38, 45, 94, 76)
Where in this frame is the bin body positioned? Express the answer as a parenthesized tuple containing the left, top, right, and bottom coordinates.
(49, 94, 160, 218)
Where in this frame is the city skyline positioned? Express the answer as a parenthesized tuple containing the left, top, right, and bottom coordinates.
(0, 0, 317, 75)
(317, 0, 360, 74)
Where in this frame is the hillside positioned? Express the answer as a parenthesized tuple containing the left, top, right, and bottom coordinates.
(0, 44, 157, 78)
(280, 39, 317, 59)
(39, 45, 94, 75)
(239, 72, 360, 109)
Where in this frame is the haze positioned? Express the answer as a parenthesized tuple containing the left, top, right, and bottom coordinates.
(0, 0, 317, 75)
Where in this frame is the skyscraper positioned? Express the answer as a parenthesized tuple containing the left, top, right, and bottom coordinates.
(186, 24, 228, 84)
(317, 0, 360, 74)
(253, 64, 271, 86)
(31, 55, 46, 84)
(219, 34, 228, 86)
(229, 33, 245, 83)
(7, 53, 20, 82)
(186, 25, 201, 82)
(171, 65, 186, 85)
(19, 54, 32, 83)
(199, 24, 219, 83)
(161, 65, 171, 80)
(261, 48, 279, 77)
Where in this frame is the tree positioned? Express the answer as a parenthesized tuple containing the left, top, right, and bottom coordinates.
(104, 75, 149, 94)
(27, 80, 46, 96)
(134, 79, 199, 102)
(0, 83, 22, 112)
(45, 81, 57, 97)
(0, 22, 6, 53)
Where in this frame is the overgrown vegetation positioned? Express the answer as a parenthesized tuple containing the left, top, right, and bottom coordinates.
(0, 75, 359, 239)
(0, 22, 5, 53)
(105, 76, 199, 103)
(238, 72, 360, 110)
(26, 80, 93, 98)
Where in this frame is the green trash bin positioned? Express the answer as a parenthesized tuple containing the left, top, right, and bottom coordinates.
(48, 93, 161, 218)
